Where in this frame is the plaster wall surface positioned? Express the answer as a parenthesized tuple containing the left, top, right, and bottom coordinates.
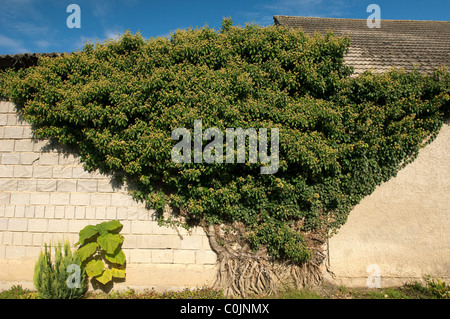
(328, 119, 450, 287)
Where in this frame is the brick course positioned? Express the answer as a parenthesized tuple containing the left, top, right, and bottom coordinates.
(0, 101, 217, 289)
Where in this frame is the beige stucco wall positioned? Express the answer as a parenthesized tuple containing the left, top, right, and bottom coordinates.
(328, 118, 450, 287)
(0, 100, 448, 291)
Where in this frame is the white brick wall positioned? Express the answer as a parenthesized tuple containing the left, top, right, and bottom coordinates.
(0, 101, 216, 278)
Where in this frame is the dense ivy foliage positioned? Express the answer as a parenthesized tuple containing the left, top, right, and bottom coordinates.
(1, 20, 449, 264)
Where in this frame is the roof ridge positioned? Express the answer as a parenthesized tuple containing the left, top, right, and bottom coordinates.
(273, 15, 450, 23)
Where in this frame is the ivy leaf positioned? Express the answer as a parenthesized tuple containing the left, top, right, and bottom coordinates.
(76, 242, 98, 262)
(105, 249, 126, 265)
(97, 233, 124, 255)
(111, 267, 126, 279)
(85, 259, 104, 278)
(94, 268, 113, 285)
(76, 225, 99, 246)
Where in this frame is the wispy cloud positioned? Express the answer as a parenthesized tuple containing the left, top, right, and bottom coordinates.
(87, 1, 129, 42)
(0, 34, 29, 53)
(239, 0, 353, 26)
(0, 0, 59, 53)
(34, 40, 52, 49)
(90, 0, 140, 17)
(10, 22, 51, 36)
(75, 28, 124, 50)
(0, 0, 45, 29)
(75, 35, 100, 51)
(91, 0, 112, 18)
(270, 0, 351, 16)
(73, 29, 123, 53)
(0, 0, 40, 18)
(104, 28, 124, 41)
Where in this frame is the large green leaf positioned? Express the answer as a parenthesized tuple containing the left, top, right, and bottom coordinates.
(85, 259, 104, 278)
(105, 249, 126, 265)
(99, 220, 123, 232)
(97, 233, 124, 255)
(111, 267, 126, 279)
(76, 242, 99, 262)
(76, 225, 99, 246)
(96, 224, 109, 236)
(96, 220, 123, 236)
(94, 268, 113, 285)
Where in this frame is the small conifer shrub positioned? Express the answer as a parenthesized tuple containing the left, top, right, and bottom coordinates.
(33, 241, 88, 299)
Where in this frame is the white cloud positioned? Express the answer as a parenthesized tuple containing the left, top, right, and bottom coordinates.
(0, 0, 45, 26)
(268, 0, 350, 17)
(74, 29, 123, 52)
(72, 31, 121, 52)
(10, 22, 51, 36)
(34, 40, 52, 49)
(0, 35, 22, 48)
(104, 30, 123, 41)
(0, 34, 29, 53)
(91, 1, 110, 18)
(263, 0, 323, 11)
(0, 0, 57, 53)
(90, 0, 140, 18)
(239, 0, 352, 26)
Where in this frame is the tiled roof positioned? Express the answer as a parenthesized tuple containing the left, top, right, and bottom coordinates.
(0, 53, 60, 71)
(274, 15, 450, 75)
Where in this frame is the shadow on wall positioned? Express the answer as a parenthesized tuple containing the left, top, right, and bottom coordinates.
(12, 100, 148, 209)
(9, 99, 186, 225)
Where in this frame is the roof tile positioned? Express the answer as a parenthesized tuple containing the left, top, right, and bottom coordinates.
(273, 15, 450, 75)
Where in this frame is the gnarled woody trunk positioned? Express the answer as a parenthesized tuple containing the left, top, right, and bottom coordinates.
(204, 223, 330, 297)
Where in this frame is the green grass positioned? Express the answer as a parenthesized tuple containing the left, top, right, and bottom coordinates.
(0, 285, 37, 299)
(1, 276, 448, 299)
(269, 288, 324, 299)
(256, 276, 450, 299)
(86, 287, 226, 299)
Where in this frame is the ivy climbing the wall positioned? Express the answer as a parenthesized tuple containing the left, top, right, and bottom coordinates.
(1, 18, 449, 296)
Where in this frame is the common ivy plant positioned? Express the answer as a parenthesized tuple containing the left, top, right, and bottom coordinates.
(75, 220, 126, 285)
(0, 18, 449, 270)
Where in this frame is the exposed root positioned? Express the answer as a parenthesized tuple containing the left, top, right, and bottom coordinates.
(204, 223, 329, 298)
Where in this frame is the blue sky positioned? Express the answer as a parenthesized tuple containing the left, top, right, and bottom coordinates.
(0, 0, 449, 55)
